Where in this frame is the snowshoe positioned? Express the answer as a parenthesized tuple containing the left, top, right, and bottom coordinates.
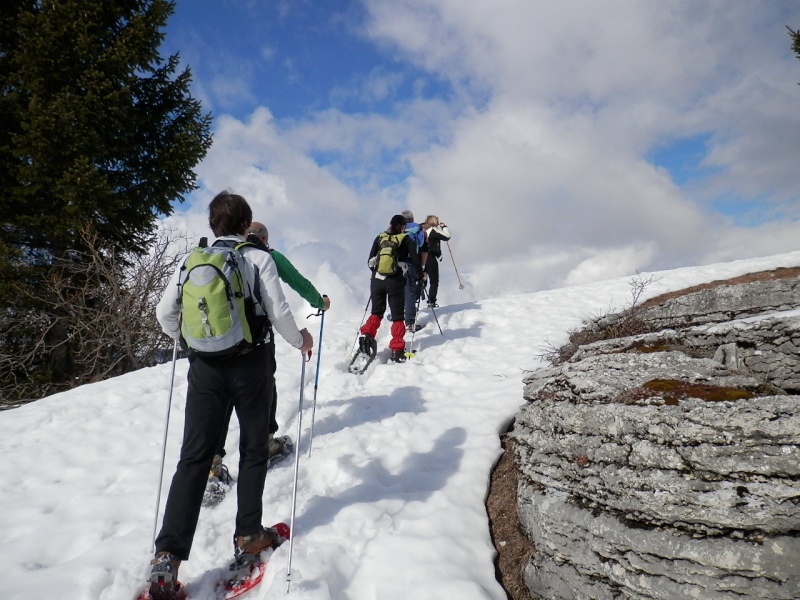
(136, 583, 186, 600)
(137, 552, 185, 600)
(202, 461, 234, 508)
(266, 435, 293, 469)
(348, 334, 377, 374)
(221, 523, 291, 599)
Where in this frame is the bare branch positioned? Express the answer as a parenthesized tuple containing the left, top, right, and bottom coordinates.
(0, 225, 192, 405)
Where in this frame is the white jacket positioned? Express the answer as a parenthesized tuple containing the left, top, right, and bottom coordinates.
(156, 235, 304, 349)
(428, 224, 451, 240)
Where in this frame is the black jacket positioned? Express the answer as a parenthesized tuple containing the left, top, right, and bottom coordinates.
(425, 225, 451, 258)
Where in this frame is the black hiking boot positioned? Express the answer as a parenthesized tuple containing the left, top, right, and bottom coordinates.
(358, 333, 377, 356)
(390, 349, 407, 363)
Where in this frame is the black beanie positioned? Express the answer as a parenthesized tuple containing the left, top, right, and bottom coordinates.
(390, 214, 406, 227)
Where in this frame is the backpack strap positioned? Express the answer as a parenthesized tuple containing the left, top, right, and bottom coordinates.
(235, 240, 258, 251)
(245, 233, 271, 252)
(234, 242, 265, 309)
(212, 238, 238, 249)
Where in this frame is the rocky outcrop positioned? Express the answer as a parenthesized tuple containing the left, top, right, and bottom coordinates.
(510, 272, 800, 599)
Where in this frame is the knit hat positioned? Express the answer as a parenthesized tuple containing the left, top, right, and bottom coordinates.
(390, 214, 406, 227)
(401, 210, 414, 223)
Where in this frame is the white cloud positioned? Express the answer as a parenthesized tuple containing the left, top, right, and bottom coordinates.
(561, 244, 658, 288)
(361, 0, 800, 277)
(404, 103, 709, 265)
(260, 45, 277, 63)
(330, 67, 406, 106)
(165, 0, 800, 309)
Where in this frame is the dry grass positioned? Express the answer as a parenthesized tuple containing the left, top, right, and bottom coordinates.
(487, 434, 535, 600)
(614, 379, 756, 406)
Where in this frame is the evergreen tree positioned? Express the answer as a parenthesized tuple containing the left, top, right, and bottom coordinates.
(0, 0, 211, 400)
(0, 0, 211, 281)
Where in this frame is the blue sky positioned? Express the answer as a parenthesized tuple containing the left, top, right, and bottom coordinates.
(646, 134, 712, 187)
(158, 1, 800, 308)
(164, 1, 451, 120)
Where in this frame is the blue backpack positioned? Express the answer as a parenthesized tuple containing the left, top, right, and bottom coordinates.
(404, 223, 425, 252)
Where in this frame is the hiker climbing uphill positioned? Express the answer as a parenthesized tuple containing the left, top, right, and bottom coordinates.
(350, 214, 420, 372)
(400, 210, 427, 332)
(208, 220, 331, 504)
(146, 191, 312, 600)
(421, 215, 451, 308)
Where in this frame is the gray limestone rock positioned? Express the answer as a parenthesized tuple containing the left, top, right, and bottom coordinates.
(519, 488, 800, 600)
(510, 274, 800, 599)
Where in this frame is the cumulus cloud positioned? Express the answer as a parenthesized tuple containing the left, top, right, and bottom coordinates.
(163, 0, 800, 313)
(361, 0, 800, 284)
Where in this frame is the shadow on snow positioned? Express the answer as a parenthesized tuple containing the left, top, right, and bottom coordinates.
(296, 426, 467, 533)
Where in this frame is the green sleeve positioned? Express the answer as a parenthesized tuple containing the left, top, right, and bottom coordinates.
(271, 249, 325, 309)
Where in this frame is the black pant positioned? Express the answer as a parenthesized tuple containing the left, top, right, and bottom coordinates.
(370, 273, 405, 321)
(215, 337, 278, 458)
(403, 264, 420, 325)
(426, 255, 441, 304)
(155, 344, 274, 559)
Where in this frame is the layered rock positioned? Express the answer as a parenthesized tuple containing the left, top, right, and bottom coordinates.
(510, 273, 800, 599)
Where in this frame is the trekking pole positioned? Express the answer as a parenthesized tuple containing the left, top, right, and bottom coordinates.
(151, 340, 178, 551)
(405, 280, 425, 359)
(428, 305, 444, 336)
(446, 241, 464, 290)
(306, 299, 326, 457)
(287, 352, 308, 593)
(348, 296, 371, 359)
(422, 286, 444, 336)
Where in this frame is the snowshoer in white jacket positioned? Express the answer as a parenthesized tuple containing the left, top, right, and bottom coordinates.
(147, 191, 312, 599)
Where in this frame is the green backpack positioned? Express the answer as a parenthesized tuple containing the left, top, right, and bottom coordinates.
(178, 239, 267, 357)
(376, 232, 406, 275)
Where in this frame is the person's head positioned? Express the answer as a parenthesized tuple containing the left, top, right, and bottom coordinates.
(401, 209, 414, 224)
(248, 221, 269, 246)
(423, 215, 440, 229)
(389, 214, 406, 235)
(208, 191, 252, 237)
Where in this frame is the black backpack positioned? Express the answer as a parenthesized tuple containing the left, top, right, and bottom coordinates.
(427, 236, 442, 258)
